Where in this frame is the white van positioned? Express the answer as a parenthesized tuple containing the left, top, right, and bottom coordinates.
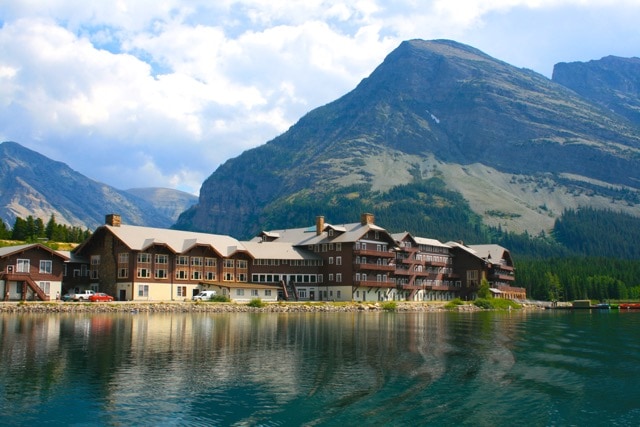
(192, 290, 217, 301)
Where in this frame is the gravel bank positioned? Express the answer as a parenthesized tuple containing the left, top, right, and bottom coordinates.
(0, 301, 461, 314)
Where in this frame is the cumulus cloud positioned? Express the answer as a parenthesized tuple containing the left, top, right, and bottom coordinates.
(0, 1, 638, 194)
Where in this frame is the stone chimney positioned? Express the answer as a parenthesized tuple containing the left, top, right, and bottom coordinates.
(316, 216, 325, 235)
(360, 213, 375, 225)
(105, 214, 122, 227)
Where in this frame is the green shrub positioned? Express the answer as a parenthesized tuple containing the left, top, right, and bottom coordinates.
(444, 298, 465, 309)
(473, 298, 520, 310)
(211, 294, 231, 302)
(247, 298, 266, 308)
(381, 301, 397, 311)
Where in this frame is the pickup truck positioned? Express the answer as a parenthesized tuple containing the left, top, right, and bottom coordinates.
(70, 290, 95, 301)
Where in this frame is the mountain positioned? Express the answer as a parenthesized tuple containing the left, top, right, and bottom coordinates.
(0, 141, 175, 229)
(175, 39, 640, 240)
(126, 187, 197, 223)
(552, 55, 640, 127)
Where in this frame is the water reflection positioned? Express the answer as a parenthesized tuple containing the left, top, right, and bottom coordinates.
(1, 311, 639, 426)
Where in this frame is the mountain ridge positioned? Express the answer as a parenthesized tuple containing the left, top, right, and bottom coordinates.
(0, 141, 190, 229)
(176, 39, 640, 239)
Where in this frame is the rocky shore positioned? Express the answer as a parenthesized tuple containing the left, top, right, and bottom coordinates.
(0, 300, 471, 314)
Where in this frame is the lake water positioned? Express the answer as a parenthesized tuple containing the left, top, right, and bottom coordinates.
(1, 309, 639, 426)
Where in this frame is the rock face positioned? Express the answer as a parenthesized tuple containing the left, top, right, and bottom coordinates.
(175, 39, 640, 238)
(0, 141, 174, 229)
(553, 55, 640, 127)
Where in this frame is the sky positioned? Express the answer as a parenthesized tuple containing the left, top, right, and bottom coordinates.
(1, 1, 639, 195)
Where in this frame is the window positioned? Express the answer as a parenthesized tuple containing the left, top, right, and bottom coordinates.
(265, 290, 272, 297)
(337, 273, 342, 282)
(90, 256, 100, 265)
(336, 256, 342, 266)
(337, 290, 341, 298)
(224, 259, 234, 268)
(138, 284, 149, 297)
(298, 289, 307, 298)
(237, 260, 248, 269)
(176, 269, 188, 280)
(17, 259, 30, 273)
(39, 260, 52, 274)
(205, 257, 216, 267)
(155, 254, 168, 264)
(251, 289, 258, 296)
(236, 289, 244, 296)
(118, 253, 129, 263)
(336, 243, 341, 251)
(137, 253, 151, 263)
(177, 286, 187, 297)
(192, 271, 202, 280)
(137, 268, 151, 278)
(191, 257, 202, 266)
(205, 271, 216, 281)
(156, 269, 167, 279)
(329, 274, 334, 281)
(238, 273, 247, 282)
(329, 257, 334, 265)
(118, 268, 128, 278)
(224, 272, 233, 281)
(38, 282, 50, 294)
(176, 256, 189, 265)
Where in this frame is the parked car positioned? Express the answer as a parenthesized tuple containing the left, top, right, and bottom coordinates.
(193, 290, 217, 301)
(61, 293, 74, 302)
(70, 290, 95, 301)
(89, 292, 114, 302)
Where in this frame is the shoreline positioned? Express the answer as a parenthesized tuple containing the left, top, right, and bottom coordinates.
(0, 301, 472, 314)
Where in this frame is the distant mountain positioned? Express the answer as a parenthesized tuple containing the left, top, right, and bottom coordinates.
(552, 55, 640, 127)
(0, 141, 175, 229)
(126, 187, 197, 223)
(175, 39, 640, 240)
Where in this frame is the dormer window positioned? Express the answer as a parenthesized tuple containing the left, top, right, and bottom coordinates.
(329, 229, 334, 237)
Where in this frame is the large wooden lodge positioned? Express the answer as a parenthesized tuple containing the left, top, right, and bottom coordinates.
(1, 213, 525, 302)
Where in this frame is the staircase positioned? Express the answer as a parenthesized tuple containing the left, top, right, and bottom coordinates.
(0, 272, 50, 301)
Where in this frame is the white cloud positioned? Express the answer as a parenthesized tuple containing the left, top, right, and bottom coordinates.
(1, 1, 639, 195)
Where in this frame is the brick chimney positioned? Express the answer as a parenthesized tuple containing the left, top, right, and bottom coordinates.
(316, 216, 325, 235)
(105, 214, 121, 227)
(360, 213, 375, 225)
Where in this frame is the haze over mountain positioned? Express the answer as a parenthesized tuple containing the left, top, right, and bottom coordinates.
(125, 187, 197, 223)
(175, 39, 640, 240)
(0, 141, 187, 229)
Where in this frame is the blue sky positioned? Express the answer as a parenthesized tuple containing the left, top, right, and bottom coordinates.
(1, 1, 639, 195)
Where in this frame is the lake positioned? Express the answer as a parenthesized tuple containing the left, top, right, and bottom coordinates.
(1, 309, 639, 426)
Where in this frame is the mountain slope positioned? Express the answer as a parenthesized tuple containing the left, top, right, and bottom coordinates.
(126, 187, 197, 223)
(553, 55, 640, 127)
(176, 40, 640, 241)
(0, 141, 173, 229)
(176, 39, 640, 239)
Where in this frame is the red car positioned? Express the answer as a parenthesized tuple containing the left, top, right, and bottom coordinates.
(89, 293, 114, 302)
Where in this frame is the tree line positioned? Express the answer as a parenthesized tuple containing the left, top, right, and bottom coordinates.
(0, 215, 91, 244)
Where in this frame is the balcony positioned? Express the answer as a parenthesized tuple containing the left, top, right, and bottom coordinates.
(354, 262, 395, 272)
(353, 248, 394, 258)
(354, 280, 396, 289)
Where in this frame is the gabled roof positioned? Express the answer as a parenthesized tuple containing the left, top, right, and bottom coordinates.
(259, 221, 394, 247)
(0, 243, 69, 260)
(392, 232, 449, 249)
(469, 245, 511, 264)
(78, 224, 246, 257)
(242, 241, 321, 260)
